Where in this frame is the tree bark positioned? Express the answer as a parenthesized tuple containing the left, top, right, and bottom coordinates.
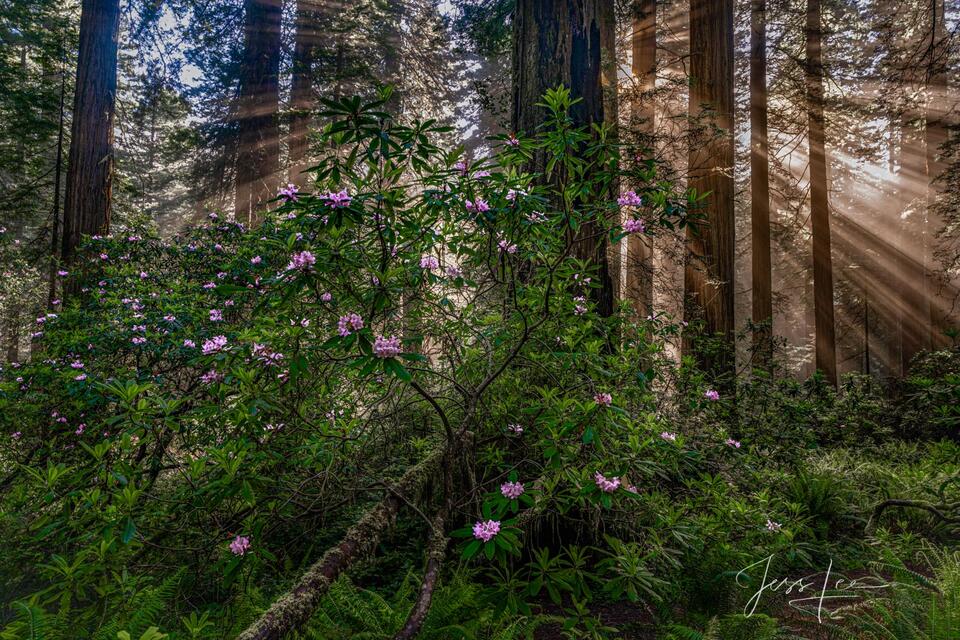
(684, 0, 736, 377)
(627, 0, 656, 318)
(289, 0, 321, 183)
(48, 45, 66, 310)
(512, 0, 618, 317)
(900, 115, 928, 372)
(61, 0, 120, 267)
(235, 0, 282, 225)
(237, 448, 443, 640)
(806, 0, 837, 386)
(750, 0, 773, 366)
(926, 0, 950, 350)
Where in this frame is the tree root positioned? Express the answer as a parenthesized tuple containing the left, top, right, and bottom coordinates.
(865, 498, 960, 534)
(237, 447, 444, 640)
(393, 512, 448, 640)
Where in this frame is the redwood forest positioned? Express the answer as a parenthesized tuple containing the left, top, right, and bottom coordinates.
(0, 0, 959, 638)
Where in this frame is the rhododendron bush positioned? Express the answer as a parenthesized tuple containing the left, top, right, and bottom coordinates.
(1, 91, 957, 639)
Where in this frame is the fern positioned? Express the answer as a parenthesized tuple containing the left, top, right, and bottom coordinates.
(834, 546, 960, 640)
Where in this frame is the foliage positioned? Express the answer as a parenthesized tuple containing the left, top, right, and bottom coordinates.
(0, 91, 956, 639)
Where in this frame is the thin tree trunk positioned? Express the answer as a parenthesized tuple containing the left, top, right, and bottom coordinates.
(289, 0, 319, 183)
(926, 0, 949, 349)
(627, 0, 655, 317)
(806, 0, 837, 385)
(864, 286, 871, 376)
(5, 310, 19, 363)
(684, 0, 736, 377)
(511, 0, 618, 317)
(48, 46, 67, 309)
(235, 0, 282, 225)
(900, 115, 926, 372)
(61, 0, 120, 270)
(750, 0, 773, 366)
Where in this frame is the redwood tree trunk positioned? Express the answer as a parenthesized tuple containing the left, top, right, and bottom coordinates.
(750, 0, 773, 365)
(926, 0, 949, 349)
(685, 0, 736, 376)
(289, 0, 320, 183)
(900, 115, 927, 372)
(235, 0, 282, 225)
(806, 0, 837, 385)
(61, 0, 120, 266)
(627, 0, 656, 317)
(512, 0, 618, 317)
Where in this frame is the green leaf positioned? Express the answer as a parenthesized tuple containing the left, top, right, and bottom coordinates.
(121, 517, 136, 544)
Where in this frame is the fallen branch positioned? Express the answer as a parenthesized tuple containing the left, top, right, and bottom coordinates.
(237, 447, 444, 640)
(866, 498, 960, 534)
(393, 512, 448, 640)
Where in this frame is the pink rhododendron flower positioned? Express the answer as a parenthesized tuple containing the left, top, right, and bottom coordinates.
(594, 472, 621, 493)
(446, 265, 463, 278)
(373, 335, 402, 358)
(420, 255, 440, 270)
(57, 270, 69, 277)
(497, 240, 517, 254)
(322, 189, 352, 208)
(472, 519, 500, 542)
(337, 313, 364, 337)
(183, 339, 196, 348)
(286, 250, 316, 272)
(508, 423, 523, 435)
(500, 481, 524, 499)
(660, 431, 677, 442)
(623, 218, 645, 234)
(201, 370, 223, 384)
(704, 389, 720, 401)
(506, 133, 520, 146)
(209, 309, 224, 322)
(320, 292, 332, 302)
(251, 256, 262, 265)
(229, 535, 251, 555)
(766, 519, 782, 532)
(465, 198, 490, 213)
(131, 336, 147, 345)
(594, 392, 612, 407)
(202, 335, 228, 354)
(617, 190, 643, 207)
(278, 183, 299, 202)
(725, 438, 741, 448)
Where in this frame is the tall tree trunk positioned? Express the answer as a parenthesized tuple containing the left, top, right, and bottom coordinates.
(5, 309, 19, 363)
(750, 0, 773, 366)
(382, 1, 404, 115)
(806, 0, 837, 385)
(684, 0, 736, 377)
(627, 0, 655, 317)
(289, 0, 319, 183)
(899, 115, 927, 372)
(235, 0, 282, 225)
(512, 0, 618, 317)
(926, 0, 949, 349)
(61, 0, 120, 269)
(49, 45, 67, 309)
